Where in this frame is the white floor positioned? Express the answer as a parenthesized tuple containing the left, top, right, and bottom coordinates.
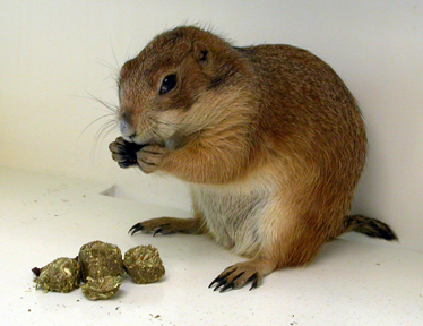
(1, 166, 422, 326)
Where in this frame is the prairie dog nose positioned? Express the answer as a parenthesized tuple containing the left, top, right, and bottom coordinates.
(119, 119, 131, 136)
(119, 111, 133, 137)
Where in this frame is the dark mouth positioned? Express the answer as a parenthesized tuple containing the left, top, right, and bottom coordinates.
(126, 134, 137, 142)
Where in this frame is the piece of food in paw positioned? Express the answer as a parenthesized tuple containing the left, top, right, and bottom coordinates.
(80, 275, 122, 300)
(33, 257, 80, 293)
(123, 245, 165, 284)
(115, 137, 145, 168)
(78, 240, 123, 281)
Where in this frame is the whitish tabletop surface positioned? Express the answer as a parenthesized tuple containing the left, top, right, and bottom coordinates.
(0, 166, 422, 326)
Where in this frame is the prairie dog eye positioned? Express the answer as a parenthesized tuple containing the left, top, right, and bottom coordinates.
(159, 74, 177, 95)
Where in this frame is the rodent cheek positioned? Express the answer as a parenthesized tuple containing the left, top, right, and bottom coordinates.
(155, 110, 183, 139)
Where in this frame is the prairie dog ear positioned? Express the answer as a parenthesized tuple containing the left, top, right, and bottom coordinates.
(193, 41, 209, 67)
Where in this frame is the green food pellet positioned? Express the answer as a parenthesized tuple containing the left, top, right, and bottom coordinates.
(123, 245, 165, 284)
(34, 257, 80, 293)
(78, 240, 123, 281)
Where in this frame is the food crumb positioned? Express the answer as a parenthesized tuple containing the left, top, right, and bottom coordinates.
(28, 309, 31, 312)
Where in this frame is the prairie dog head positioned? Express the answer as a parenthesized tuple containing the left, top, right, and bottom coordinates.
(117, 26, 250, 148)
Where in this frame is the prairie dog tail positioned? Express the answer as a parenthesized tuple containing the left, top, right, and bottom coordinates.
(344, 215, 398, 241)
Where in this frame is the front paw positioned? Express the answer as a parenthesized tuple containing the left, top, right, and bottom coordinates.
(137, 145, 168, 174)
(109, 137, 144, 169)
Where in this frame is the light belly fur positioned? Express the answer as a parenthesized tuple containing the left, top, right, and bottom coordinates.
(190, 183, 270, 257)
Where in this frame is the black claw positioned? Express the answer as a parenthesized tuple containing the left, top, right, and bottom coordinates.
(153, 227, 163, 237)
(129, 223, 144, 235)
(209, 271, 246, 292)
(220, 282, 235, 293)
(248, 274, 259, 291)
(153, 223, 172, 237)
(208, 275, 223, 289)
(208, 280, 216, 289)
(214, 279, 227, 292)
(209, 267, 261, 292)
(220, 272, 244, 292)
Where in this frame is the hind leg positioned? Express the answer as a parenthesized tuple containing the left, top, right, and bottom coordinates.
(209, 201, 327, 292)
(209, 240, 323, 292)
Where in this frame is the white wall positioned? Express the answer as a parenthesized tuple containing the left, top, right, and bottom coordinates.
(1, 1, 422, 251)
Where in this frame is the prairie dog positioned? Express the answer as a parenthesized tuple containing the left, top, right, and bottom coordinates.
(109, 26, 397, 291)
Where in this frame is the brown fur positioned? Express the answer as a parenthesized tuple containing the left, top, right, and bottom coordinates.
(109, 26, 397, 291)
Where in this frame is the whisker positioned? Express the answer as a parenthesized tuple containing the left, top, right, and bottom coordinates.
(96, 60, 120, 85)
(78, 54, 121, 163)
(90, 118, 117, 161)
(78, 112, 115, 140)
(109, 34, 121, 75)
(103, 122, 118, 139)
(82, 91, 119, 113)
(96, 119, 117, 142)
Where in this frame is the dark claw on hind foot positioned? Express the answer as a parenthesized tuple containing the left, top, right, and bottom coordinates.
(248, 274, 259, 290)
(208, 275, 225, 291)
(129, 223, 144, 235)
(208, 270, 260, 292)
(208, 273, 240, 293)
(153, 226, 164, 237)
